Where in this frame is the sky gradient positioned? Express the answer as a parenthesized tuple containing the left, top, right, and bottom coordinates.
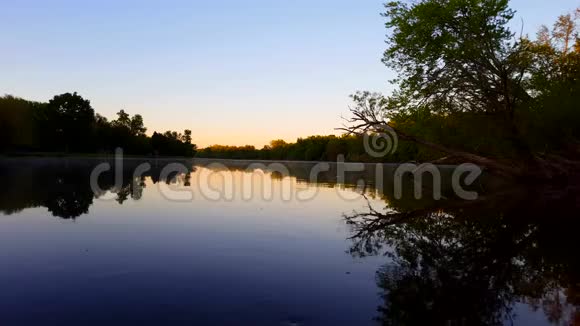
(1, 0, 576, 147)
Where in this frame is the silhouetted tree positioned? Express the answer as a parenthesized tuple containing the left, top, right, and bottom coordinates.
(183, 129, 192, 144)
(113, 109, 131, 129)
(46, 92, 95, 152)
(130, 114, 147, 136)
(0, 93, 196, 157)
(0, 95, 37, 151)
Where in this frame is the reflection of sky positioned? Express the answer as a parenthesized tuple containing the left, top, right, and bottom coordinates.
(1, 0, 575, 147)
(0, 166, 386, 325)
(91, 166, 388, 240)
(0, 162, 575, 324)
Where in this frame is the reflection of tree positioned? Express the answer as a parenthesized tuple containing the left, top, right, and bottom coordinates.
(0, 160, 195, 219)
(345, 188, 580, 325)
(115, 185, 131, 205)
(43, 172, 94, 219)
(114, 176, 146, 204)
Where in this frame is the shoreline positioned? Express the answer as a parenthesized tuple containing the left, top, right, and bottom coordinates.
(0, 155, 459, 168)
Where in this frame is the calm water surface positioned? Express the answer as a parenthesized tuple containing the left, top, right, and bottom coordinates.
(0, 158, 577, 325)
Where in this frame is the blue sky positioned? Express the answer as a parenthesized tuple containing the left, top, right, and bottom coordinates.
(1, 0, 577, 147)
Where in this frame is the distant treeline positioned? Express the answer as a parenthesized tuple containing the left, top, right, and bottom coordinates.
(197, 136, 417, 163)
(0, 93, 196, 157)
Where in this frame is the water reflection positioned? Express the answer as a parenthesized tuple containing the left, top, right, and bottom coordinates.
(0, 159, 196, 219)
(0, 158, 466, 219)
(346, 187, 580, 325)
(0, 158, 577, 325)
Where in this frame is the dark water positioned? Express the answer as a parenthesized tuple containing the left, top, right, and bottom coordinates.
(0, 158, 578, 325)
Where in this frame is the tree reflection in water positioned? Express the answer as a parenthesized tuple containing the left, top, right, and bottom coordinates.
(0, 159, 195, 219)
(345, 187, 580, 325)
(1, 159, 579, 325)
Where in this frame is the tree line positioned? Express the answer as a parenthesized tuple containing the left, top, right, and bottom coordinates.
(197, 135, 392, 162)
(0, 92, 196, 157)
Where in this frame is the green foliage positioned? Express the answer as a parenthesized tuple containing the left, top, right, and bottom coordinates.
(520, 44, 580, 152)
(383, 0, 519, 114)
(349, 1, 580, 161)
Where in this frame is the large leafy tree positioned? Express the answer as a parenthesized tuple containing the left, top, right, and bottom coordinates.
(47, 92, 95, 151)
(382, 0, 529, 118)
(346, 0, 580, 178)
